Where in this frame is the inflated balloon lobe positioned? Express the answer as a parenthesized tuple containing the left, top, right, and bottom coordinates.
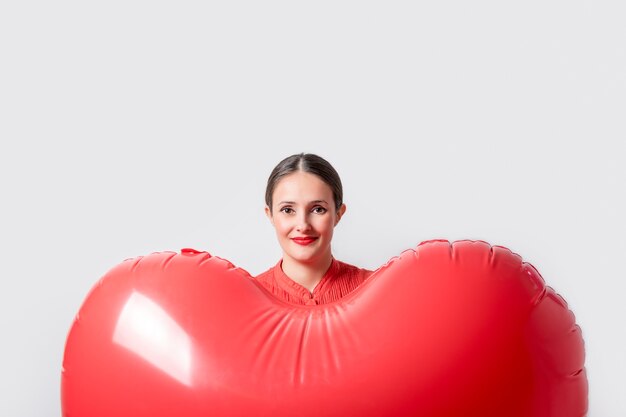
(62, 240, 587, 417)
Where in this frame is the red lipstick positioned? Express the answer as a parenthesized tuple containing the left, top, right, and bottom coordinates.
(292, 237, 318, 246)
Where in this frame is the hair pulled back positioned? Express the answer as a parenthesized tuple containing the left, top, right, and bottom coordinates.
(265, 153, 343, 212)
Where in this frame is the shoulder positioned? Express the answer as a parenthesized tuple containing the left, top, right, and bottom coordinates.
(333, 259, 374, 281)
(254, 260, 280, 285)
(255, 267, 273, 281)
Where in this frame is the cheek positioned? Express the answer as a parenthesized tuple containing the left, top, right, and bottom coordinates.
(274, 219, 293, 236)
(315, 217, 335, 234)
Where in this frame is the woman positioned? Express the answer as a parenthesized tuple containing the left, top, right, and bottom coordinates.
(255, 153, 373, 306)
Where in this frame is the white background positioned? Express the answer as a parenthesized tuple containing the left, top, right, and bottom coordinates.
(1, 1, 624, 416)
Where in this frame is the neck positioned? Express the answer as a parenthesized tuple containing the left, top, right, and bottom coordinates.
(281, 250, 333, 293)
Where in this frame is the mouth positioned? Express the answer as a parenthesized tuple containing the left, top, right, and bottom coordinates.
(291, 237, 318, 246)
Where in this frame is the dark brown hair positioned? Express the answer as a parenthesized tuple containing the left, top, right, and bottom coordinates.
(265, 153, 343, 212)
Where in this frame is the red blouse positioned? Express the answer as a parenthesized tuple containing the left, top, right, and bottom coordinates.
(255, 258, 373, 306)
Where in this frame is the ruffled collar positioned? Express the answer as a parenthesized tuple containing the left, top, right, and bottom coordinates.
(273, 257, 339, 302)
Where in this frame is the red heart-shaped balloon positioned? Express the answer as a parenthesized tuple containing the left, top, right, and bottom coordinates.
(61, 240, 587, 417)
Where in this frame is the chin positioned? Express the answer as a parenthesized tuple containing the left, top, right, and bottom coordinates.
(286, 253, 317, 263)
(282, 240, 328, 261)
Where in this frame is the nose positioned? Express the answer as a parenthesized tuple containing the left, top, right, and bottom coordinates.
(295, 212, 312, 232)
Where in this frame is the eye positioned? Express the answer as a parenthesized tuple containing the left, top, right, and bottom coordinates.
(280, 207, 294, 214)
(312, 206, 327, 214)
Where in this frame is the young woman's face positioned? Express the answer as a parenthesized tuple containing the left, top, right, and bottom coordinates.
(265, 171, 346, 265)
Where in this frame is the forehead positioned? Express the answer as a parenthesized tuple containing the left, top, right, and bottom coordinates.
(272, 171, 333, 203)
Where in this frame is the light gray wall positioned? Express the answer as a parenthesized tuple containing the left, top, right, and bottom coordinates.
(1, 2, 624, 416)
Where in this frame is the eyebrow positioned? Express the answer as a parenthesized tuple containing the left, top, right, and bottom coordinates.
(278, 200, 329, 205)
